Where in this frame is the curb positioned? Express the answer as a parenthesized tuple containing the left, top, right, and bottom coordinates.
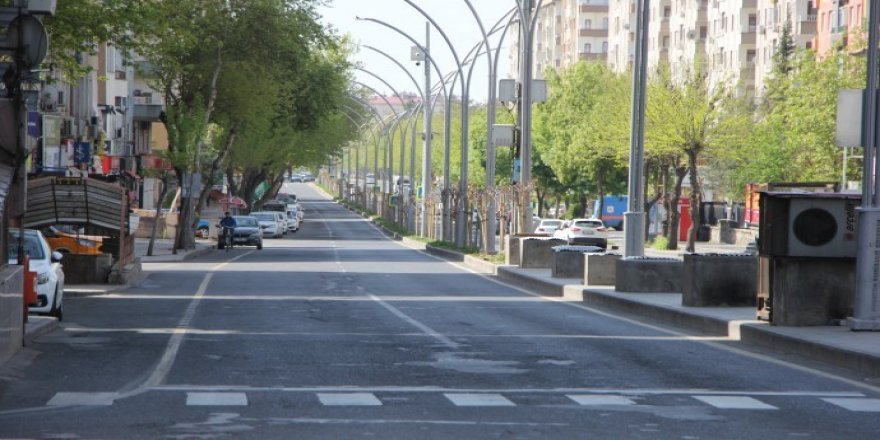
(446, 249, 880, 379)
(24, 316, 58, 344)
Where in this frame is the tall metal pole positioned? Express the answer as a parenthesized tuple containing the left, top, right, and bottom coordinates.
(623, 0, 650, 258)
(420, 22, 433, 237)
(850, 0, 880, 330)
(518, 0, 532, 234)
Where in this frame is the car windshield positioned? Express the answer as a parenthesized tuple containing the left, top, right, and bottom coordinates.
(541, 220, 562, 227)
(8, 231, 45, 260)
(234, 217, 258, 228)
(253, 213, 274, 221)
(287, 211, 296, 219)
(575, 220, 603, 228)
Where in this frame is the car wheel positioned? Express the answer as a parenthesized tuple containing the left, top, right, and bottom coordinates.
(257, 243, 263, 250)
(49, 289, 63, 321)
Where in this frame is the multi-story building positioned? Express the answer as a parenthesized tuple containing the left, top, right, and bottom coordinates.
(814, 0, 865, 56)
(667, 0, 709, 80)
(705, 0, 758, 94)
(35, 44, 169, 209)
(648, 0, 673, 70)
(510, 0, 610, 79)
(608, 0, 636, 72)
(754, 0, 818, 93)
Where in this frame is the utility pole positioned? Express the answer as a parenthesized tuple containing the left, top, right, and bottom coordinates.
(623, 0, 650, 258)
(518, 0, 533, 234)
(419, 23, 432, 237)
(850, 0, 880, 330)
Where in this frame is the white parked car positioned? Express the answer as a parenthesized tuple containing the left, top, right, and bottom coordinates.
(285, 209, 300, 232)
(553, 218, 609, 249)
(9, 229, 65, 320)
(251, 211, 286, 238)
(533, 219, 563, 236)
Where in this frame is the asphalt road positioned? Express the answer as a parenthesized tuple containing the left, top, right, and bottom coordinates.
(1, 182, 879, 439)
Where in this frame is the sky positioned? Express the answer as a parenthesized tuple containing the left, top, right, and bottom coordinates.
(317, 0, 517, 103)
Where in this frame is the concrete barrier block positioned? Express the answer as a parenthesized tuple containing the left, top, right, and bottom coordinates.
(615, 257, 683, 293)
(520, 238, 566, 269)
(0, 266, 23, 367)
(682, 254, 757, 307)
(770, 258, 855, 326)
(584, 253, 621, 286)
(552, 251, 584, 278)
(506, 234, 545, 265)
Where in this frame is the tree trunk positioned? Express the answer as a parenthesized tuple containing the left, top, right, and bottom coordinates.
(577, 193, 588, 218)
(666, 165, 688, 250)
(536, 187, 545, 218)
(147, 176, 169, 257)
(195, 127, 237, 218)
(685, 149, 702, 253)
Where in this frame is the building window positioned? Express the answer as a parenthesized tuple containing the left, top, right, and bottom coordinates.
(602, 41, 608, 52)
(664, 6, 671, 18)
(584, 19, 592, 29)
(585, 43, 592, 53)
(602, 17, 608, 29)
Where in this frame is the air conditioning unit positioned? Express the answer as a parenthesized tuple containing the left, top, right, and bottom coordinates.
(759, 193, 861, 258)
(687, 29, 695, 39)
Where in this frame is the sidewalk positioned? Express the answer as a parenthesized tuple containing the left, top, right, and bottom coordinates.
(24, 238, 214, 344)
(491, 264, 880, 378)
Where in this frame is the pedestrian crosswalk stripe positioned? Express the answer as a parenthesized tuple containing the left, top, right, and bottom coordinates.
(445, 393, 515, 407)
(567, 395, 637, 406)
(693, 396, 777, 410)
(186, 392, 248, 406)
(822, 398, 880, 412)
(317, 393, 383, 406)
(47, 392, 118, 406)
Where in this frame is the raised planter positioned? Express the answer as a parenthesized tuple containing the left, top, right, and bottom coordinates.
(615, 257, 683, 293)
(520, 237, 566, 269)
(505, 234, 545, 265)
(551, 245, 604, 278)
(682, 253, 757, 307)
(584, 253, 621, 286)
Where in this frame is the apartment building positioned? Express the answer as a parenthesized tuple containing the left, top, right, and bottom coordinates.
(35, 44, 169, 209)
(608, 0, 636, 72)
(705, 0, 758, 93)
(510, 0, 610, 79)
(668, 0, 709, 79)
(648, 0, 673, 70)
(814, 0, 865, 55)
(754, 0, 818, 93)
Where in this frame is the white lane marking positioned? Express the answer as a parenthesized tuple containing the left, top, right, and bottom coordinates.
(445, 393, 515, 407)
(822, 398, 880, 412)
(47, 392, 118, 406)
(368, 294, 459, 349)
(693, 396, 778, 410)
(567, 395, 637, 406)
(150, 384, 865, 398)
(317, 393, 382, 406)
(186, 392, 248, 406)
(132, 250, 255, 395)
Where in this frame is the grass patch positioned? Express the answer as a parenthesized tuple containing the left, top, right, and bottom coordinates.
(650, 235, 669, 250)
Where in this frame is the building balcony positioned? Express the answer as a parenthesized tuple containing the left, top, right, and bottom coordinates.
(579, 28, 608, 37)
(133, 61, 159, 78)
(800, 18, 817, 35)
(743, 0, 757, 9)
(580, 4, 609, 13)
(132, 96, 165, 122)
(579, 52, 606, 61)
(741, 31, 756, 45)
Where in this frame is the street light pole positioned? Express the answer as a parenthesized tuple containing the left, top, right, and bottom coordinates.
(516, 0, 544, 234)
(421, 23, 433, 236)
(623, 0, 650, 258)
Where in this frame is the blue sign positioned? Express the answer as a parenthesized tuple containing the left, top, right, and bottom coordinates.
(27, 112, 40, 137)
(74, 142, 91, 165)
(512, 158, 521, 183)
